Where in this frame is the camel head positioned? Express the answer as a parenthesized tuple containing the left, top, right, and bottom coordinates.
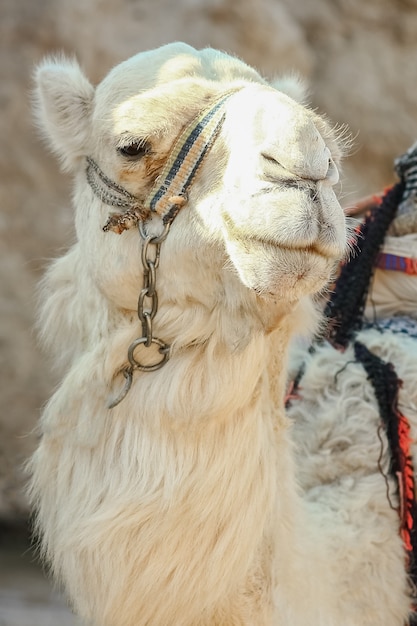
(34, 42, 348, 336)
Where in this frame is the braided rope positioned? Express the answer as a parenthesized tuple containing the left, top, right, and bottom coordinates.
(354, 341, 417, 619)
(324, 182, 405, 348)
(86, 156, 143, 209)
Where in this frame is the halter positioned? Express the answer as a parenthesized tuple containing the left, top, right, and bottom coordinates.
(85, 90, 237, 407)
(86, 90, 236, 233)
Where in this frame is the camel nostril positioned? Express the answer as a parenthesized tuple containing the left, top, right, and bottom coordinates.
(261, 153, 282, 167)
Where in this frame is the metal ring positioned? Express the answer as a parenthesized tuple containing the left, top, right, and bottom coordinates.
(151, 222, 171, 244)
(138, 220, 148, 240)
(127, 336, 170, 371)
(138, 220, 171, 244)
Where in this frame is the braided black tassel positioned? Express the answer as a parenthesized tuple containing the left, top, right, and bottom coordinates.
(354, 341, 417, 612)
(325, 181, 405, 348)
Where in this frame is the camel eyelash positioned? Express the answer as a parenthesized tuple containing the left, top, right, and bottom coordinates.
(117, 138, 152, 159)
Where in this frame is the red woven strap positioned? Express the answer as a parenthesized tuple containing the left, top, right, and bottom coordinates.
(375, 252, 417, 275)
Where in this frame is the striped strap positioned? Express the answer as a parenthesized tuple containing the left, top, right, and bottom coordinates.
(376, 252, 417, 275)
(145, 92, 234, 224)
(86, 90, 237, 232)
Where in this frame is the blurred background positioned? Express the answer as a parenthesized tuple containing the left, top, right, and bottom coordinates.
(1, 0, 417, 623)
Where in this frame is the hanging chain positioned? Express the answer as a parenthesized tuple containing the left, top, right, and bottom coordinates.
(108, 220, 171, 408)
(88, 92, 237, 409)
(133, 220, 171, 360)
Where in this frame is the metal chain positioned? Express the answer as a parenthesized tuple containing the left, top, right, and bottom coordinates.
(108, 220, 171, 409)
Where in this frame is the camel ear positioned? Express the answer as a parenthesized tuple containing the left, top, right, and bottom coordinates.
(271, 74, 310, 105)
(33, 56, 94, 171)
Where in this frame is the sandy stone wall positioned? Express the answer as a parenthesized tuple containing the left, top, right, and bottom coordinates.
(2, 0, 417, 519)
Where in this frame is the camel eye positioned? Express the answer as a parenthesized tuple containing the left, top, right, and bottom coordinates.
(118, 140, 150, 159)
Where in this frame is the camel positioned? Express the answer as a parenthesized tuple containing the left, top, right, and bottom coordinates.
(28, 42, 413, 625)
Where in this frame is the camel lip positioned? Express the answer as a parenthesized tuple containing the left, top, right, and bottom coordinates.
(244, 236, 341, 262)
(223, 212, 344, 262)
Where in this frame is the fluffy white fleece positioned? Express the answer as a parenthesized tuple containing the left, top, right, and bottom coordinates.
(288, 326, 417, 625)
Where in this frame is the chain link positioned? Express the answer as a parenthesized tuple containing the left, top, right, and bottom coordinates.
(108, 221, 171, 409)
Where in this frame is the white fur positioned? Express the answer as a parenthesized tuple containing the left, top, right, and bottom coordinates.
(33, 56, 94, 171)
(29, 43, 350, 625)
(271, 74, 310, 106)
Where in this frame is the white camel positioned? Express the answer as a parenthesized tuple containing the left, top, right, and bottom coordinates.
(28, 42, 414, 625)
